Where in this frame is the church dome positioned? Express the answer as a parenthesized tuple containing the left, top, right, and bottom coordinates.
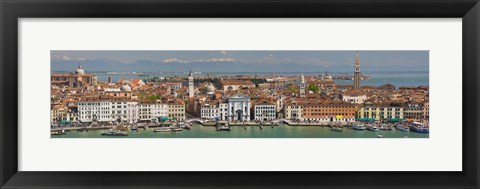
(75, 65, 85, 75)
(121, 85, 132, 92)
(205, 83, 215, 95)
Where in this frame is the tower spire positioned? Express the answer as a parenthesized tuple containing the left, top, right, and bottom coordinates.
(354, 50, 361, 90)
(355, 50, 359, 66)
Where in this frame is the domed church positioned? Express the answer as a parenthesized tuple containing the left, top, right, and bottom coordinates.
(51, 64, 97, 88)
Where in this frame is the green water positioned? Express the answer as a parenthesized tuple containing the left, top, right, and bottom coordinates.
(52, 124, 428, 138)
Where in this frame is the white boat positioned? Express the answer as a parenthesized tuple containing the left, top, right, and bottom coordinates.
(367, 124, 379, 132)
(395, 124, 410, 132)
(153, 127, 171, 132)
(409, 122, 429, 133)
(331, 127, 343, 132)
(50, 130, 65, 135)
(352, 122, 366, 130)
(216, 121, 230, 131)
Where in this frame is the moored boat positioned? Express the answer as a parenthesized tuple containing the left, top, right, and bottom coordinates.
(50, 130, 65, 135)
(352, 122, 366, 130)
(153, 127, 171, 132)
(101, 130, 128, 136)
(367, 124, 379, 132)
(395, 123, 410, 132)
(409, 122, 429, 133)
(171, 127, 184, 131)
(331, 127, 342, 132)
(216, 121, 230, 131)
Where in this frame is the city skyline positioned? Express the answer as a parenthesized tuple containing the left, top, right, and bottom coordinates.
(51, 50, 429, 72)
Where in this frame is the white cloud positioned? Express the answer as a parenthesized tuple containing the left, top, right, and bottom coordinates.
(162, 57, 235, 63)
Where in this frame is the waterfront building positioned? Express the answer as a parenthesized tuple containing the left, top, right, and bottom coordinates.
(254, 103, 276, 121)
(50, 64, 97, 88)
(139, 103, 168, 122)
(354, 51, 361, 90)
(285, 101, 304, 120)
(167, 100, 186, 121)
(423, 102, 429, 123)
(299, 74, 306, 97)
(51, 106, 78, 123)
(302, 102, 356, 122)
(227, 93, 251, 121)
(219, 103, 228, 120)
(77, 101, 139, 123)
(220, 80, 255, 92)
(188, 70, 194, 98)
(357, 106, 404, 122)
(342, 92, 367, 104)
(404, 104, 424, 121)
(200, 104, 220, 120)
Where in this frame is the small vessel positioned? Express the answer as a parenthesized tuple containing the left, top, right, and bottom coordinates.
(154, 127, 171, 132)
(395, 123, 410, 132)
(171, 127, 184, 131)
(352, 122, 366, 130)
(331, 127, 343, 132)
(177, 122, 185, 128)
(377, 135, 384, 138)
(101, 130, 128, 136)
(378, 123, 391, 130)
(216, 121, 230, 131)
(367, 124, 379, 132)
(50, 130, 65, 135)
(410, 122, 429, 133)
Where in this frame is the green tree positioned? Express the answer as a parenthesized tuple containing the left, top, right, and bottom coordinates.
(308, 84, 320, 93)
(147, 95, 161, 101)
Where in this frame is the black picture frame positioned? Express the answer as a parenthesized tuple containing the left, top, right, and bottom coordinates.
(1, 0, 479, 188)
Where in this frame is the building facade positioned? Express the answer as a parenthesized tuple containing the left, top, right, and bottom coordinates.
(285, 102, 304, 120)
(302, 102, 356, 122)
(139, 103, 168, 122)
(254, 103, 276, 121)
(227, 93, 251, 121)
(357, 106, 404, 121)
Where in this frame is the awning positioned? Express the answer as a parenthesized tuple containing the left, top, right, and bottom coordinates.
(386, 118, 403, 122)
(59, 120, 72, 124)
(358, 118, 376, 121)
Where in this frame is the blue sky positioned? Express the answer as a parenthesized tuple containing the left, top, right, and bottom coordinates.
(51, 50, 429, 72)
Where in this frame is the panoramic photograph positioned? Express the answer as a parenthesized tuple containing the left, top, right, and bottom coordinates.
(50, 50, 429, 138)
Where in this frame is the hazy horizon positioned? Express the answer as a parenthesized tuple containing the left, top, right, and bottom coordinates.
(51, 50, 429, 73)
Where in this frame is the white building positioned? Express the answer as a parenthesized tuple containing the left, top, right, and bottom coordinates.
(227, 93, 251, 121)
(201, 104, 220, 120)
(219, 103, 228, 120)
(254, 103, 276, 121)
(200, 102, 228, 120)
(342, 93, 367, 104)
(139, 103, 168, 122)
(78, 101, 139, 123)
